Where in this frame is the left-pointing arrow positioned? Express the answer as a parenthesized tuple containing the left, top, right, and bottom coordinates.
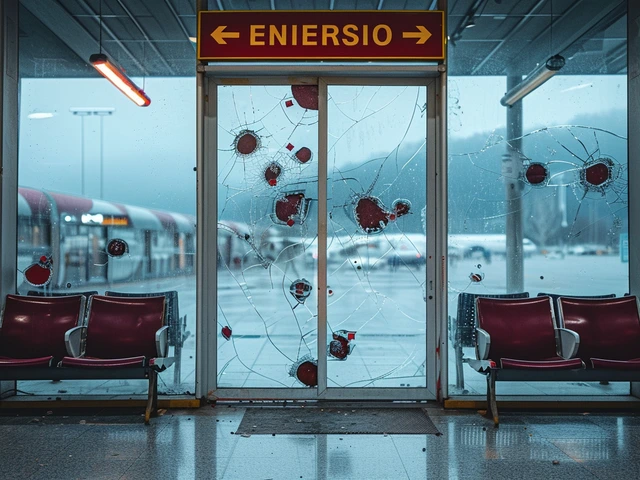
(211, 25, 240, 45)
(402, 25, 432, 45)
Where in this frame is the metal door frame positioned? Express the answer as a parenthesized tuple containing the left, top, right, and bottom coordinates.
(196, 64, 446, 401)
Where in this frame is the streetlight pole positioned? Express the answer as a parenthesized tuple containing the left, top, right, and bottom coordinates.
(69, 107, 115, 198)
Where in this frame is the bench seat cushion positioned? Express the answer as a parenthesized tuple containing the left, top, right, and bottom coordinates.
(0, 356, 53, 367)
(500, 357, 584, 370)
(60, 356, 147, 368)
(591, 358, 640, 370)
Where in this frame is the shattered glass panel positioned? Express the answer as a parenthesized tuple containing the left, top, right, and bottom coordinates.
(217, 84, 319, 388)
(447, 76, 628, 396)
(327, 85, 427, 388)
(16, 77, 197, 397)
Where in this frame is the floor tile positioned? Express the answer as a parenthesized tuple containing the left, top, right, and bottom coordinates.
(1, 406, 640, 480)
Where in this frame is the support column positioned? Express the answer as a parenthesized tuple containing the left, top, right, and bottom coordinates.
(504, 75, 524, 293)
(0, 0, 19, 398)
(628, 0, 640, 398)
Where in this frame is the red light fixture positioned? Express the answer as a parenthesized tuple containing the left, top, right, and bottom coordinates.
(89, 54, 151, 107)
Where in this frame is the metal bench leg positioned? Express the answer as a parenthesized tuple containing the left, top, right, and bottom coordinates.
(145, 371, 158, 425)
(486, 371, 499, 428)
(455, 342, 465, 390)
(173, 343, 182, 385)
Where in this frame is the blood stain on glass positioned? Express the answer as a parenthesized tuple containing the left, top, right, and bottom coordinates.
(328, 330, 356, 360)
(525, 163, 548, 186)
(289, 355, 318, 387)
(274, 192, 310, 226)
(582, 158, 613, 188)
(234, 129, 260, 156)
(289, 278, 313, 304)
(294, 147, 313, 164)
(469, 272, 485, 283)
(264, 162, 282, 186)
(291, 85, 319, 110)
(106, 238, 129, 257)
(391, 198, 412, 218)
(353, 195, 391, 234)
(24, 254, 53, 287)
(221, 326, 232, 341)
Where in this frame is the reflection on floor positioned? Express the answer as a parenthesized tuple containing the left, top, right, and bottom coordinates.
(1, 405, 639, 479)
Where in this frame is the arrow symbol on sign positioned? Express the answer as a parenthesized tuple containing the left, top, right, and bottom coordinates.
(403, 26, 432, 44)
(210, 25, 240, 45)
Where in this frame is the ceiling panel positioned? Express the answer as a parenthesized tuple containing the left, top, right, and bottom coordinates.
(18, 0, 628, 78)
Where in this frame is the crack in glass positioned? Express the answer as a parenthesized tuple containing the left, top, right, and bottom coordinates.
(448, 123, 628, 395)
(217, 84, 428, 389)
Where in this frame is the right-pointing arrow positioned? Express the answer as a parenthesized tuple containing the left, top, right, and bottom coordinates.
(402, 26, 432, 45)
(210, 25, 240, 45)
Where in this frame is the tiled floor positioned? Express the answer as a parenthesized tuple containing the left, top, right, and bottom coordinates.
(1, 404, 639, 479)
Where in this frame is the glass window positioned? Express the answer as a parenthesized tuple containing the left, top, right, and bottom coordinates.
(326, 85, 427, 388)
(447, 7, 628, 396)
(216, 84, 319, 388)
(17, 74, 196, 394)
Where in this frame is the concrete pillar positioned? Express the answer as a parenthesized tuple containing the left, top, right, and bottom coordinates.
(504, 75, 524, 293)
(0, 0, 19, 398)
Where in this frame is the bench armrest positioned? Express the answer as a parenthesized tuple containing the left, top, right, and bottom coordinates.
(65, 326, 86, 357)
(151, 357, 175, 370)
(156, 326, 169, 357)
(475, 328, 491, 360)
(556, 328, 580, 359)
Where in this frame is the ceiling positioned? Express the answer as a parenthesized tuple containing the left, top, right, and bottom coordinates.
(18, 0, 627, 78)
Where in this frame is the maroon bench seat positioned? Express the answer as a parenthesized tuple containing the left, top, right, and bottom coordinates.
(0, 294, 85, 368)
(472, 296, 583, 427)
(558, 296, 640, 370)
(0, 294, 173, 424)
(59, 295, 173, 423)
(475, 296, 582, 370)
(60, 295, 168, 369)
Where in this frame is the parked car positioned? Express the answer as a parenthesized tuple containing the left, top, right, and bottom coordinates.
(386, 233, 427, 269)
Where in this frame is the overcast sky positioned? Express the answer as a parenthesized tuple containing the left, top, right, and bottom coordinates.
(19, 74, 626, 216)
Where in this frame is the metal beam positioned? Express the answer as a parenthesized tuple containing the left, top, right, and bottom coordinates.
(470, 0, 548, 75)
(629, 0, 640, 304)
(163, 0, 196, 51)
(115, 0, 176, 74)
(22, 0, 150, 76)
(509, 1, 625, 75)
(449, 0, 485, 45)
(0, 0, 19, 399)
(21, 0, 108, 69)
(74, 0, 149, 75)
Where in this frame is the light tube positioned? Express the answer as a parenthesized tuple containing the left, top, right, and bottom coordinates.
(90, 54, 151, 107)
(500, 55, 565, 107)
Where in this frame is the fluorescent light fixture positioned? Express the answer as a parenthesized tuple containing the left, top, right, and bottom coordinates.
(27, 112, 55, 119)
(500, 54, 565, 107)
(89, 53, 151, 107)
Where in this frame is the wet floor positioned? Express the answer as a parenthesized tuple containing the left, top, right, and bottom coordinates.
(1, 404, 638, 479)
